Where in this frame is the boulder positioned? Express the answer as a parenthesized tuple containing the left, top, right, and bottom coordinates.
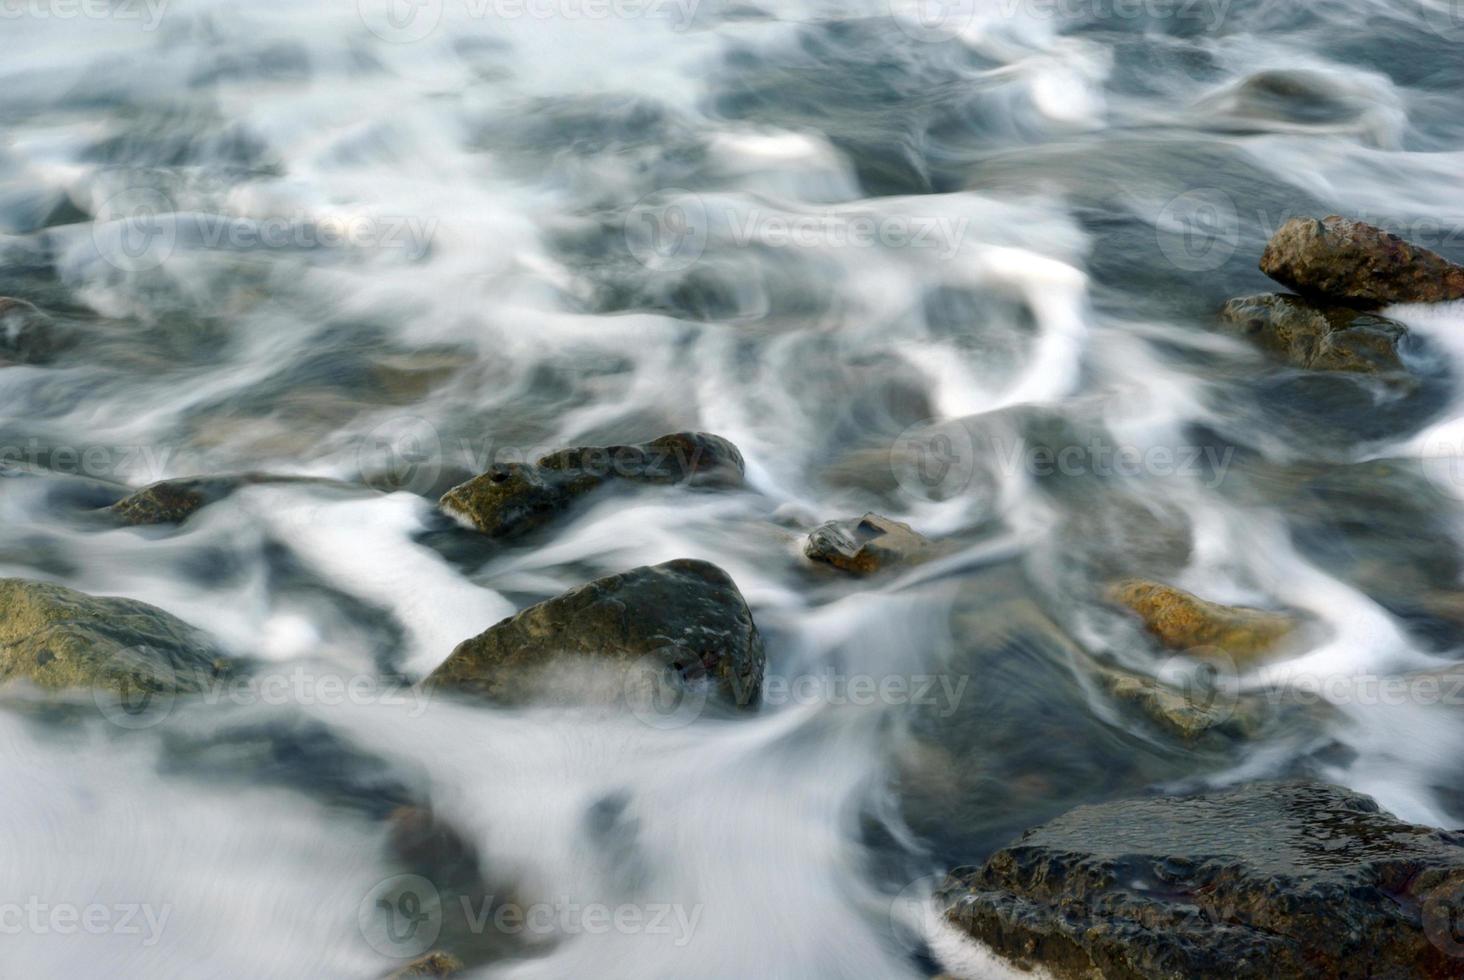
(425, 559, 764, 707)
(1220, 292, 1407, 373)
(803, 513, 936, 574)
(941, 781, 1464, 979)
(1108, 579, 1299, 667)
(439, 432, 744, 539)
(0, 297, 59, 364)
(0, 578, 232, 693)
(1260, 216, 1464, 306)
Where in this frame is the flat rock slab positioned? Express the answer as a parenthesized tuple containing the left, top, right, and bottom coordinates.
(425, 559, 764, 708)
(942, 781, 1464, 979)
(1260, 215, 1464, 306)
(439, 432, 744, 539)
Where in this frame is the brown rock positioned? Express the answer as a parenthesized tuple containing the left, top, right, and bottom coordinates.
(1260, 215, 1464, 306)
(1108, 579, 1299, 666)
(803, 513, 935, 574)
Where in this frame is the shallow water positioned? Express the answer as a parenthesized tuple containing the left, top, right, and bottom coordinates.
(3, 1, 1464, 977)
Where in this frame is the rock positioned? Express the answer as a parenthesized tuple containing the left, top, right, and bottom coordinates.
(1260, 215, 1464, 306)
(0, 297, 59, 364)
(1108, 579, 1299, 667)
(1091, 661, 1258, 741)
(439, 432, 744, 539)
(425, 559, 764, 707)
(384, 952, 463, 978)
(941, 780, 1464, 979)
(0, 578, 233, 693)
(1220, 292, 1407, 373)
(803, 513, 937, 574)
(108, 473, 345, 526)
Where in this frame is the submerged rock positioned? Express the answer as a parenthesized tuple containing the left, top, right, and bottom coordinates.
(0, 297, 59, 364)
(439, 432, 744, 539)
(803, 513, 936, 574)
(0, 578, 232, 693)
(941, 781, 1464, 979)
(1108, 579, 1298, 667)
(1220, 292, 1407, 373)
(425, 559, 764, 707)
(108, 473, 348, 526)
(1260, 215, 1464, 306)
(384, 952, 463, 979)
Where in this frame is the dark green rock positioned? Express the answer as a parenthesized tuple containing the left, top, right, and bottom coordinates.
(425, 559, 764, 707)
(109, 473, 348, 526)
(439, 432, 744, 539)
(942, 780, 1464, 979)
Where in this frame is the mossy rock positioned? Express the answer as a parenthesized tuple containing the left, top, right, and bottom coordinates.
(1220, 292, 1407, 374)
(803, 513, 940, 575)
(0, 578, 232, 693)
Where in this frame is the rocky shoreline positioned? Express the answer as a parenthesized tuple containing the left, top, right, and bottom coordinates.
(3, 215, 1464, 978)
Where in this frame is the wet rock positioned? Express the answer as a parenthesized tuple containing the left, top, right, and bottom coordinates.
(804, 513, 936, 574)
(425, 559, 764, 707)
(384, 952, 463, 979)
(0, 297, 59, 364)
(941, 780, 1464, 979)
(1108, 579, 1299, 667)
(439, 432, 744, 539)
(1260, 215, 1464, 306)
(1220, 292, 1407, 373)
(0, 578, 233, 692)
(108, 473, 347, 526)
(1091, 660, 1266, 742)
